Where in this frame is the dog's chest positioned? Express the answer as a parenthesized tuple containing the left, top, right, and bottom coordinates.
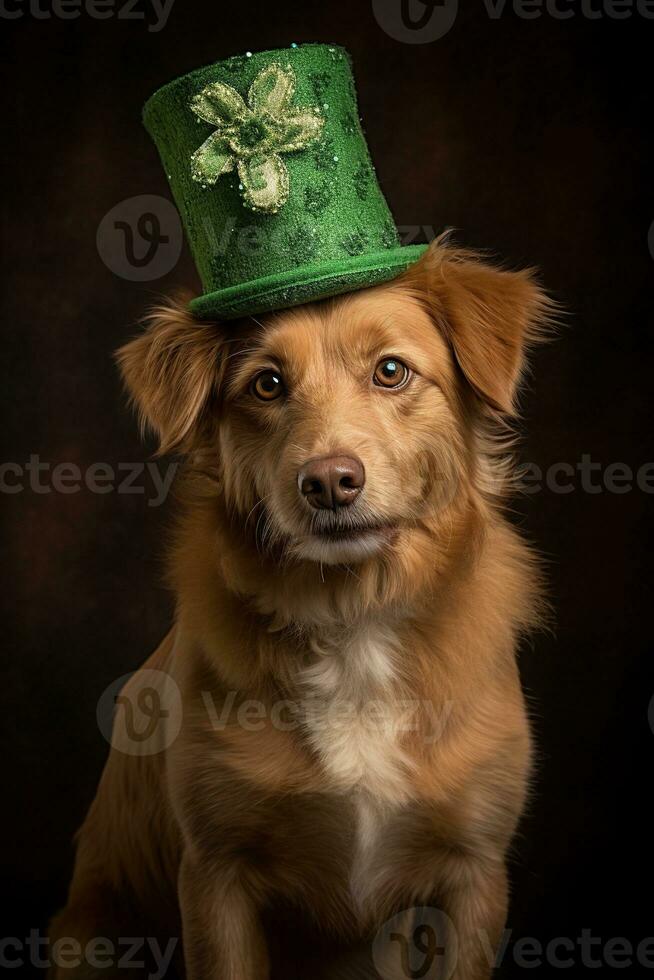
(296, 623, 413, 805)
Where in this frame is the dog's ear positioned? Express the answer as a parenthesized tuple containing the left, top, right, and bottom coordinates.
(405, 239, 555, 414)
(115, 296, 223, 454)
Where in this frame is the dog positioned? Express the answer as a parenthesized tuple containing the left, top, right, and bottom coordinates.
(49, 238, 552, 979)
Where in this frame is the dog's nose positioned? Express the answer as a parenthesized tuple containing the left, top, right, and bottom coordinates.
(298, 455, 365, 510)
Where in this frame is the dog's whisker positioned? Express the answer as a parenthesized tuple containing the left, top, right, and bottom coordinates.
(244, 493, 274, 530)
(222, 346, 261, 363)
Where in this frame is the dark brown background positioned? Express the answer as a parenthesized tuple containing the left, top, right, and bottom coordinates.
(2, 0, 653, 976)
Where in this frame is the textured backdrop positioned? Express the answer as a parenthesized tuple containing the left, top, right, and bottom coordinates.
(1, 1, 653, 976)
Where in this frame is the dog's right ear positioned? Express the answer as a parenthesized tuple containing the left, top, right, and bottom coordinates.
(115, 297, 223, 454)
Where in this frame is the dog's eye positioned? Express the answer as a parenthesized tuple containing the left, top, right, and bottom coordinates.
(252, 370, 285, 401)
(373, 358, 410, 389)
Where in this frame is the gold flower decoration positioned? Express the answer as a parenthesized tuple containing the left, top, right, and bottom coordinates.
(189, 63, 324, 215)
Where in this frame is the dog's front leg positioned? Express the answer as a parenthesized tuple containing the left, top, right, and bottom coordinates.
(394, 860, 507, 980)
(441, 857, 508, 980)
(178, 852, 269, 980)
(374, 850, 508, 980)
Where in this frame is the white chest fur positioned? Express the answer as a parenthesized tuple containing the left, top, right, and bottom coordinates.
(297, 621, 414, 805)
(296, 621, 418, 911)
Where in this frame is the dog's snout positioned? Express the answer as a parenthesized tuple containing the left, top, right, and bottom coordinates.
(298, 455, 365, 510)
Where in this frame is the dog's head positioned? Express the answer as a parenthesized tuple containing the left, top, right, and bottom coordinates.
(117, 240, 551, 569)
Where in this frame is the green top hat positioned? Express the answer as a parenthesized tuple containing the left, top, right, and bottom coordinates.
(143, 43, 427, 320)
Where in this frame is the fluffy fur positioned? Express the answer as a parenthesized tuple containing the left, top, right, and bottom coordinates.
(50, 239, 554, 979)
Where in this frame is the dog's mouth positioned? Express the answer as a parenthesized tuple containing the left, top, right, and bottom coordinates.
(292, 517, 398, 564)
(245, 500, 399, 565)
(311, 521, 396, 542)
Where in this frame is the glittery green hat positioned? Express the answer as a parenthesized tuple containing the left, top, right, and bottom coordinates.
(143, 43, 427, 320)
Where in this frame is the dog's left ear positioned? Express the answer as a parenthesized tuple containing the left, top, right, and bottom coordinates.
(405, 240, 555, 414)
(115, 296, 223, 454)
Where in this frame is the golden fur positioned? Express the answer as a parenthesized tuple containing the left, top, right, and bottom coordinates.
(50, 240, 553, 979)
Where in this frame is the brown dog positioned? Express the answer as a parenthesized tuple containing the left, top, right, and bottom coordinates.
(49, 239, 552, 979)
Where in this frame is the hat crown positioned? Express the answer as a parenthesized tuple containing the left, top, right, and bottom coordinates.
(143, 44, 425, 319)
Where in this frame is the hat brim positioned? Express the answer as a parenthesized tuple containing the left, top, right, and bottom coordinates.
(189, 244, 429, 321)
